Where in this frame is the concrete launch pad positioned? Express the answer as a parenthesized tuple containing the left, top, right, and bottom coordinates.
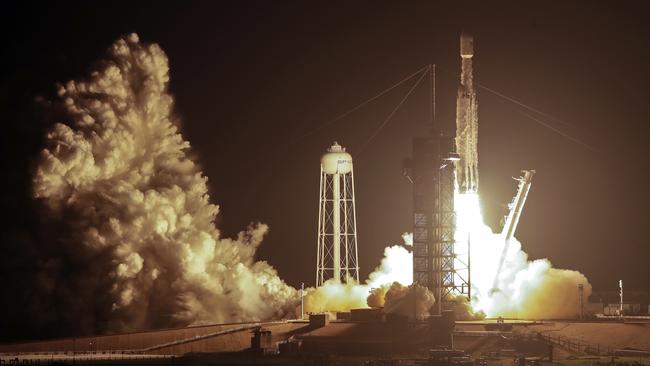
(3, 318, 650, 365)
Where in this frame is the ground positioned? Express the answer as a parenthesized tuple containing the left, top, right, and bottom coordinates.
(2, 319, 650, 365)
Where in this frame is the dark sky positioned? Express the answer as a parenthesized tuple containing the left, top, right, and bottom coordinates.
(2, 1, 649, 300)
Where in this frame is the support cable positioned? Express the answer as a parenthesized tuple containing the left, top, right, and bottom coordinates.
(436, 65, 596, 152)
(430, 64, 436, 131)
(475, 82, 574, 128)
(357, 67, 429, 154)
(512, 107, 597, 152)
(298, 65, 429, 140)
(490, 94, 598, 152)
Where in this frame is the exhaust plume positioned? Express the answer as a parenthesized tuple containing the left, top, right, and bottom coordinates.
(305, 191, 591, 320)
(31, 34, 297, 334)
(456, 192, 592, 319)
(303, 240, 413, 314)
(382, 282, 436, 320)
(369, 282, 436, 320)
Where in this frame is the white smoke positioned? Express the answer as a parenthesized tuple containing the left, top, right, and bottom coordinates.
(455, 193, 592, 319)
(304, 188, 591, 320)
(372, 193, 592, 319)
(401, 232, 413, 246)
(367, 245, 413, 288)
(32, 34, 297, 333)
(303, 238, 413, 314)
(382, 282, 436, 320)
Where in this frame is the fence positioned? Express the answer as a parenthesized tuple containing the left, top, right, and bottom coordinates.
(536, 332, 612, 356)
(0, 351, 175, 365)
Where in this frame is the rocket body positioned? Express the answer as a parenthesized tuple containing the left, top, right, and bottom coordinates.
(455, 33, 479, 193)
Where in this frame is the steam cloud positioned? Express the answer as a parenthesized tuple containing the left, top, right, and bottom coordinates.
(305, 191, 591, 321)
(303, 238, 418, 316)
(31, 34, 297, 334)
(369, 282, 436, 320)
(455, 193, 592, 319)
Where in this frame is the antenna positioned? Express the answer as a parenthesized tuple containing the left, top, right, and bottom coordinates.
(300, 282, 305, 319)
(430, 64, 436, 133)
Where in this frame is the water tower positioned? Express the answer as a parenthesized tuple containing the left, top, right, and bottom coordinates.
(316, 142, 360, 286)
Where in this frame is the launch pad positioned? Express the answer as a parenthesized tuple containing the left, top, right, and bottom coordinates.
(3, 319, 650, 365)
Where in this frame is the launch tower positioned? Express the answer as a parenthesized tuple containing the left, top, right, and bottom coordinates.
(408, 135, 467, 315)
(316, 142, 360, 286)
(406, 33, 476, 314)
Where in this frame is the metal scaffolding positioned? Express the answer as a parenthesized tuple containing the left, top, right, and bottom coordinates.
(408, 135, 470, 315)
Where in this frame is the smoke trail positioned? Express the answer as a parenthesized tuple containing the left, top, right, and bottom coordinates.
(31, 34, 297, 334)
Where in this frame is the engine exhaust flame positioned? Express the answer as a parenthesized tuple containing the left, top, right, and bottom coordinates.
(306, 191, 591, 320)
(457, 192, 592, 319)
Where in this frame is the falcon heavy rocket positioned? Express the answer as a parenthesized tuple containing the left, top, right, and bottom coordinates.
(455, 32, 479, 194)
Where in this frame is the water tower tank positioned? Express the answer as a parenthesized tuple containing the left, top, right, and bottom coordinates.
(321, 142, 353, 175)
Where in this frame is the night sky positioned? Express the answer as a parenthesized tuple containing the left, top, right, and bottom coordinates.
(2, 1, 649, 332)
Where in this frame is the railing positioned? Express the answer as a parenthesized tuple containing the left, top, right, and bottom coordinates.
(0, 351, 175, 365)
(0, 320, 290, 362)
(453, 330, 513, 337)
(536, 332, 612, 355)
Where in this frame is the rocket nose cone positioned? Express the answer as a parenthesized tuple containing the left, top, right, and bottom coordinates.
(460, 32, 474, 58)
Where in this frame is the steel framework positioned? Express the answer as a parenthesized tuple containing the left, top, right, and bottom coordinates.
(316, 159, 360, 286)
(410, 135, 470, 314)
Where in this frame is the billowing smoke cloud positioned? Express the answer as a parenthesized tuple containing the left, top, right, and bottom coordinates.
(368, 282, 436, 320)
(303, 280, 369, 314)
(31, 34, 297, 334)
(401, 232, 413, 246)
(382, 283, 436, 320)
(455, 193, 592, 319)
(481, 260, 591, 319)
(367, 245, 413, 288)
(303, 240, 413, 314)
(370, 193, 592, 319)
(305, 189, 591, 320)
(447, 295, 485, 321)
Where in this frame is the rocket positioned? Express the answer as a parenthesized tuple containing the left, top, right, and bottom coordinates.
(455, 32, 479, 193)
